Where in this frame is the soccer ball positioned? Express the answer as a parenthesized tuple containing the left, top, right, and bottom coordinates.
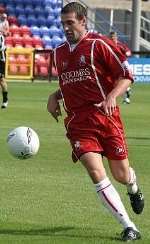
(7, 126, 40, 159)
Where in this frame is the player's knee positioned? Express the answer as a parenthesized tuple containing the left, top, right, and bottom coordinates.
(113, 172, 129, 185)
(88, 169, 105, 183)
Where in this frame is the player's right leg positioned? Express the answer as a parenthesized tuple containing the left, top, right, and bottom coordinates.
(80, 152, 141, 241)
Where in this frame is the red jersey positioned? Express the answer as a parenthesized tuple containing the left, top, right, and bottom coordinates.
(54, 32, 133, 113)
(116, 41, 132, 57)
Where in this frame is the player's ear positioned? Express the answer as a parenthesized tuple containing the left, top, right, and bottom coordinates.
(81, 16, 87, 27)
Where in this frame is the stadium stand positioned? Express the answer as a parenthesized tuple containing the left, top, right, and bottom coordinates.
(0, 0, 64, 49)
(0, 0, 65, 77)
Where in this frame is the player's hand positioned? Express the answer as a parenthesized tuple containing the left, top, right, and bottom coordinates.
(102, 94, 117, 116)
(47, 93, 62, 122)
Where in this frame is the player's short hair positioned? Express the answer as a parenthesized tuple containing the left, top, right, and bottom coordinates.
(61, 2, 87, 19)
(109, 31, 118, 37)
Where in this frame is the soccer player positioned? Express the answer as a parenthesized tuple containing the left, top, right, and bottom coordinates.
(47, 2, 144, 241)
(109, 31, 132, 104)
(0, 13, 9, 109)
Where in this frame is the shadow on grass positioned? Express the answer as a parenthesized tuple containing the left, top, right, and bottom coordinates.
(0, 226, 121, 242)
(127, 136, 150, 140)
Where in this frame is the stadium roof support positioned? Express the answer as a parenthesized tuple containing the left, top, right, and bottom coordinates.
(131, 0, 141, 52)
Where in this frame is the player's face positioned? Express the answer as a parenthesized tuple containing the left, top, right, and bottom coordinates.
(110, 34, 118, 44)
(61, 12, 86, 44)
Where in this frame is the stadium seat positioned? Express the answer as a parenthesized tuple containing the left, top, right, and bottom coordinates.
(34, 6, 43, 16)
(53, 7, 61, 17)
(9, 65, 18, 75)
(44, 0, 58, 9)
(57, 0, 63, 8)
(32, 36, 43, 47)
(8, 55, 17, 64)
(38, 56, 48, 67)
(61, 36, 66, 42)
(49, 26, 61, 37)
(15, 5, 25, 16)
(54, 16, 62, 28)
(5, 36, 13, 47)
(44, 6, 53, 16)
(35, 45, 43, 50)
(24, 6, 35, 16)
(12, 33, 20, 39)
(50, 0, 58, 9)
(13, 36, 23, 47)
(7, 0, 16, 4)
(42, 36, 52, 47)
(23, 36, 33, 47)
(0, 0, 6, 5)
(40, 26, 50, 37)
(44, 45, 52, 49)
(9, 25, 21, 36)
(35, 55, 44, 67)
(39, 66, 49, 76)
(6, 5, 16, 16)
(22, 0, 33, 5)
(18, 15, 27, 26)
(44, 0, 53, 6)
(17, 55, 28, 66)
(51, 36, 62, 48)
(45, 15, 55, 28)
(15, 0, 25, 4)
(8, 16, 19, 26)
(32, 0, 43, 6)
(37, 16, 46, 27)
(5, 43, 14, 48)
(30, 26, 41, 37)
(20, 25, 31, 36)
(27, 16, 37, 27)
(19, 65, 29, 75)
(58, 27, 64, 36)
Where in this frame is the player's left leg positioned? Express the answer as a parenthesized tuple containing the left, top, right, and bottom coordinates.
(0, 77, 8, 109)
(108, 158, 144, 215)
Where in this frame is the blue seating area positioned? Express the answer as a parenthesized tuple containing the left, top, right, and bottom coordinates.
(0, 0, 64, 48)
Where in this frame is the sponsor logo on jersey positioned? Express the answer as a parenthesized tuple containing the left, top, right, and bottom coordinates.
(61, 67, 91, 85)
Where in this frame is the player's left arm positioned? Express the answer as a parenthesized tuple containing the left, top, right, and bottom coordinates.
(97, 38, 133, 115)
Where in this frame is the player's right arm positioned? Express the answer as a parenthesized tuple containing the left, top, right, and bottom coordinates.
(47, 89, 62, 122)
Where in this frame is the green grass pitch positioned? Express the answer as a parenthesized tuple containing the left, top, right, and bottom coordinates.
(0, 82, 150, 244)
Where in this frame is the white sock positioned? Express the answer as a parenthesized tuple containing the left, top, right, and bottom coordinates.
(95, 177, 137, 230)
(127, 167, 138, 194)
